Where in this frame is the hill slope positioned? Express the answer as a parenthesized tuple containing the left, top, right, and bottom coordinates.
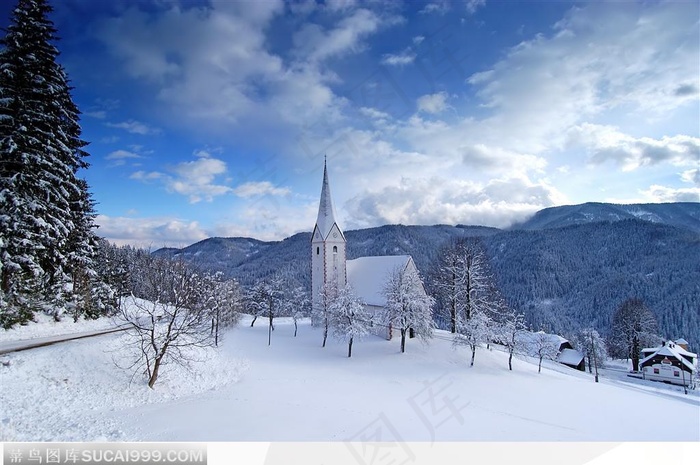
(512, 202, 700, 232)
(1, 316, 697, 442)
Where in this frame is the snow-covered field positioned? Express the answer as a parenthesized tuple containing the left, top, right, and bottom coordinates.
(1, 314, 698, 442)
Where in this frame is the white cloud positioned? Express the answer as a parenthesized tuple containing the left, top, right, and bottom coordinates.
(416, 92, 449, 114)
(345, 175, 565, 230)
(105, 149, 143, 167)
(641, 185, 700, 203)
(569, 124, 700, 171)
(233, 181, 291, 198)
(419, 2, 450, 15)
(465, 2, 699, 154)
(106, 120, 160, 135)
(381, 48, 416, 66)
(466, 0, 486, 15)
(84, 110, 107, 119)
(96, 1, 390, 140)
(95, 215, 209, 249)
(293, 8, 381, 63)
(680, 168, 700, 186)
(130, 152, 233, 203)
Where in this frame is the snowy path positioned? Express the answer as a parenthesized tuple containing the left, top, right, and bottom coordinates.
(0, 325, 129, 355)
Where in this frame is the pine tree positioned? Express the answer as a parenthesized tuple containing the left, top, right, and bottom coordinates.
(0, 0, 97, 327)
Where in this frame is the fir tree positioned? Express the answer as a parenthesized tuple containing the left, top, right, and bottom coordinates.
(0, 0, 98, 327)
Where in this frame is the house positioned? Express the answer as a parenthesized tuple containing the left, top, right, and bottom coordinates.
(640, 341, 697, 386)
(310, 160, 429, 340)
(519, 331, 586, 371)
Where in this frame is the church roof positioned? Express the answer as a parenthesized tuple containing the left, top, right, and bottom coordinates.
(314, 160, 344, 240)
(347, 255, 413, 307)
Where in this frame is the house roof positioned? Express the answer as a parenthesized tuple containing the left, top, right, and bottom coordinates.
(518, 331, 569, 347)
(675, 338, 689, 345)
(557, 348, 584, 366)
(347, 255, 413, 307)
(641, 344, 697, 372)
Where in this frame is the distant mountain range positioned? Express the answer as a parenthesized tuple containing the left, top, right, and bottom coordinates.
(512, 202, 700, 232)
(153, 202, 700, 350)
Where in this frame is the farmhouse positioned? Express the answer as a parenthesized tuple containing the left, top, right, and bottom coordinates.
(520, 332, 586, 371)
(640, 340, 697, 386)
(310, 160, 429, 339)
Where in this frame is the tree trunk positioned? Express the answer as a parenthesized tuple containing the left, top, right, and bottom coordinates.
(250, 315, 257, 327)
(294, 320, 298, 337)
(214, 317, 219, 347)
(631, 335, 640, 372)
(538, 356, 543, 373)
(400, 329, 406, 353)
(348, 337, 353, 358)
(508, 349, 513, 371)
(268, 318, 272, 346)
(322, 322, 328, 348)
(470, 345, 476, 367)
(450, 301, 456, 334)
(148, 355, 163, 388)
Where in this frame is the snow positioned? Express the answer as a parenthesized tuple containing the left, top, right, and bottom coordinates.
(1, 314, 699, 442)
(557, 348, 584, 366)
(0, 311, 118, 342)
(347, 255, 412, 306)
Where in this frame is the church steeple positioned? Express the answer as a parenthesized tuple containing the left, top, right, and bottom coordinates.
(314, 158, 344, 240)
(311, 158, 347, 315)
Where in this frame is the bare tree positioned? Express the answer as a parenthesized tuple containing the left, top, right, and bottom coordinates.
(527, 331, 560, 373)
(117, 256, 212, 388)
(575, 327, 607, 382)
(493, 309, 527, 371)
(313, 278, 339, 348)
(329, 284, 369, 357)
(201, 272, 242, 347)
(432, 238, 500, 333)
(454, 310, 491, 367)
(610, 298, 659, 372)
(383, 265, 435, 353)
(286, 285, 310, 337)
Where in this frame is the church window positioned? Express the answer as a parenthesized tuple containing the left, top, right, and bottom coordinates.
(333, 246, 338, 254)
(316, 247, 320, 255)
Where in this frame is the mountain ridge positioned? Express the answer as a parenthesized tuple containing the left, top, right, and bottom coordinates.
(151, 202, 700, 350)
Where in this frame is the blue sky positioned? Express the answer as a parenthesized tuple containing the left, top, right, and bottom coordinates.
(2, 0, 698, 247)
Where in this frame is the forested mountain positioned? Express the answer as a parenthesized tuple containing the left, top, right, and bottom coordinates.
(153, 202, 700, 351)
(512, 202, 700, 232)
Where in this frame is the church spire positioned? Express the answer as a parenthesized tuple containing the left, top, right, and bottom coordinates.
(315, 157, 343, 240)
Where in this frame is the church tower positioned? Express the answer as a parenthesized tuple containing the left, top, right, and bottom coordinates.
(311, 159, 346, 314)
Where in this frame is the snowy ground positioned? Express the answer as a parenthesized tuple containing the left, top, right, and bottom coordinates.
(1, 314, 698, 441)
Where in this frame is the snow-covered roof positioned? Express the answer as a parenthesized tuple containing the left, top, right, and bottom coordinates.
(347, 255, 413, 307)
(518, 331, 569, 347)
(643, 342, 696, 358)
(675, 338, 689, 345)
(314, 160, 343, 240)
(641, 344, 697, 372)
(557, 348, 584, 367)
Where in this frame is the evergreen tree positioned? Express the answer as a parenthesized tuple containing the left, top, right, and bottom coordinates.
(0, 0, 97, 327)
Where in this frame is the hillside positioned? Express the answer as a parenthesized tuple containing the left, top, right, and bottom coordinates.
(152, 202, 700, 350)
(1, 315, 698, 442)
(512, 202, 700, 232)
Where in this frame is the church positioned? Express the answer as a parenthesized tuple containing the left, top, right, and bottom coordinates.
(310, 160, 428, 339)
